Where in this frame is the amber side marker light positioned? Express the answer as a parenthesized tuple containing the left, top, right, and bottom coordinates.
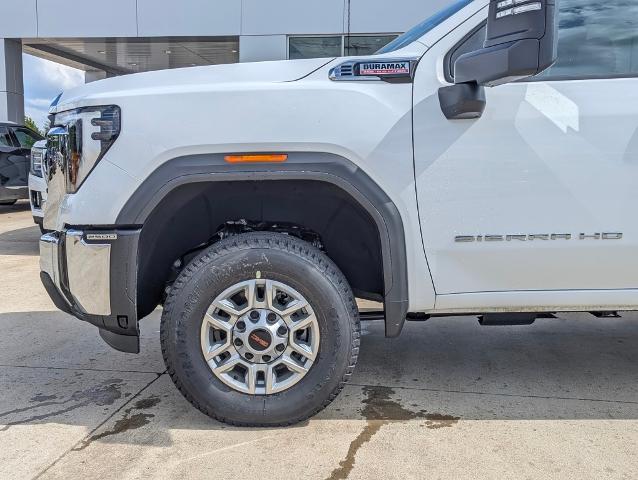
(224, 154, 288, 164)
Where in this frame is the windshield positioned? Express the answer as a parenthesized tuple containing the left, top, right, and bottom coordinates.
(376, 0, 475, 54)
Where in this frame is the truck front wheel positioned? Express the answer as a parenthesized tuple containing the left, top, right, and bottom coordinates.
(160, 232, 360, 426)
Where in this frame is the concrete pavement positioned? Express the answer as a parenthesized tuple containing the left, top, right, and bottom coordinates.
(1, 201, 637, 479)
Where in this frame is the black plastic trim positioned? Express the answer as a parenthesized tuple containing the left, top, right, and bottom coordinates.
(116, 152, 409, 337)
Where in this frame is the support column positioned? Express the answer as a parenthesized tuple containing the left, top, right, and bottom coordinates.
(85, 70, 108, 83)
(0, 39, 24, 124)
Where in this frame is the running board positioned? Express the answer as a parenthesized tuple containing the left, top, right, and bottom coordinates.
(479, 313, 538, 326)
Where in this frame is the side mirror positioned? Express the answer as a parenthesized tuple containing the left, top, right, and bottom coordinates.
(439, 0, 558, 119)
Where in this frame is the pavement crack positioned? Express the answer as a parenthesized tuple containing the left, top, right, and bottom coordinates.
(327, 386, 459, 479)
(0, 363, 164, 375)
(348, 382, 638, 405)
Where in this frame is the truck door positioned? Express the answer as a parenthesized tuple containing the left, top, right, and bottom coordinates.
(413, 0, 638, 300)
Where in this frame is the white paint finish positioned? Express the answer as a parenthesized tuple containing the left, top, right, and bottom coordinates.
(435, 289, 638, 313)
(413, 8, 638, 300)
(0, 0, 37, 38)
(50, 48, 435, 309)
(239, 35, 288, 63)
(37, 0, 138, 37)
(349, 0, 451, 34)
(42, 0, 638, 314)
(241, 0, 344, 36)
(137, 0, 241, 37)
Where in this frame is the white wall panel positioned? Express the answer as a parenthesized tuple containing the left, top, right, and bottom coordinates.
(0, 1, 37, 38)
(349, 0, 450, 34)
(241, 0, 344, 36)
(37, 0, 138, 37)
(138, 0, 241, 37)
(239, 35, 287, 63)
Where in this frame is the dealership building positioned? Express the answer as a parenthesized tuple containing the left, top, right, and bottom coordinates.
(0, 0, 449, 123)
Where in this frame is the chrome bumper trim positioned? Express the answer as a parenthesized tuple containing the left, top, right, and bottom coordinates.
(39, 230, 112, 316)
(39, 232, 60, 286)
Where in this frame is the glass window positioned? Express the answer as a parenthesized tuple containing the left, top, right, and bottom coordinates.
(345, 35, 398, 56)
(289, 37, 342, 60)
(0, 127, 13, 148)
(538, 0, 638, 80)
(12, 127, 42, 149)
(377, 0, 474, 55)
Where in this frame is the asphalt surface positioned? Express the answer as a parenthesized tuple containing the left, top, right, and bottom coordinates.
(1, 200, 637, 479)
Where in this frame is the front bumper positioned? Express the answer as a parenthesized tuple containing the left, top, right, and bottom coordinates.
(39, 228, 141, 353)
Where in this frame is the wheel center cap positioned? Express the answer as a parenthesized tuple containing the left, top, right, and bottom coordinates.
(248, 329, 272, 351)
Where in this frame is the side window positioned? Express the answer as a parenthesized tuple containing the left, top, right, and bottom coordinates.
(12, 127, 42, 149)
(538, 0, 638, 80)
(446, 23, 487, 81)
(0, 127, 13, 148)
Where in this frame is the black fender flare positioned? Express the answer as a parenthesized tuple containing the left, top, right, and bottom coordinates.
(116, 152, 408, 337)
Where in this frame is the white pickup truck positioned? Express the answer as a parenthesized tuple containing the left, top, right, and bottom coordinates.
(38, 0, 638, 426)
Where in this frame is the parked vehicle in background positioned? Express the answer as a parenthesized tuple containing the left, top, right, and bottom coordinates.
(0, 122, 44, 206)
(38, 0, 638, 426)
(29, 140, 48, 231)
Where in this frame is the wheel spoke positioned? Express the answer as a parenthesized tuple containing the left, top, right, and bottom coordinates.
(289, 339, 317, 361)
(265, 365, 276, 394)
(280, 354, 309, 374)
(246, 364, 258, 394)
(288, 313, 316, 333)
(212, 354, 243, 374)
(204, 312, 234, 334)
(203, 338, 232, 361)
(212, 281, 255, 316)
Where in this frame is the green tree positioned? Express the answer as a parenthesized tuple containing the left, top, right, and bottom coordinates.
(24, 116, 42, 136)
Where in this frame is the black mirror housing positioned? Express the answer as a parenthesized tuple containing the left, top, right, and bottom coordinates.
(455, 0, 558, 87)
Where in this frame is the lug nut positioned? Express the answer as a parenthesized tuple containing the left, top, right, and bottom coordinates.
(277, 326, 287, 336)
(236, 321, 246, 330)
(263, 355, 271, 363)
(234, 338, 243, 347)
(267, 312, 277, 323)
(275, 344, 285, 352)
(250, 311, 260, 321)
(245, 352, 254, 360)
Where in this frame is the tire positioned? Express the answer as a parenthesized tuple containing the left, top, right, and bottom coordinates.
(161, 232, 360, 426)
(0, 199, 17, 206)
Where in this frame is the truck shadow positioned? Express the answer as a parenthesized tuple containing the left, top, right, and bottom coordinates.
(0, 225, 40, 255)
(0, 311, 637, 449)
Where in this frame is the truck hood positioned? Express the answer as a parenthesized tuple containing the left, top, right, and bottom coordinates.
(51, 57, 335, 113)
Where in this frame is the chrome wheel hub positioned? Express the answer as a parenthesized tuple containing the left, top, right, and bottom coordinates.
(201, 279, 320, 395)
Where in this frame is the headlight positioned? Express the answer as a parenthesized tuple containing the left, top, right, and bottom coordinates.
(30, 148, 44, 177)
(47, 105, 121, 193)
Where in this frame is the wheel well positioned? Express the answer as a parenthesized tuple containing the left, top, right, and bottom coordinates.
(136, 180, 384, 319)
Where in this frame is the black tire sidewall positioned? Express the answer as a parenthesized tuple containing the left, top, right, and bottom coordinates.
(162, 235, 357, 425)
